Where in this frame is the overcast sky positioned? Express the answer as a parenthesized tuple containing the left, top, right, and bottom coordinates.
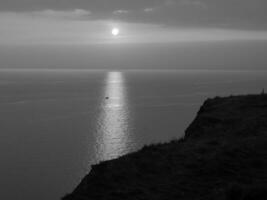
(0, 0, 267, 69)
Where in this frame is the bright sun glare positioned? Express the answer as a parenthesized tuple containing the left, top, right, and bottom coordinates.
(112, 28, 120, 36)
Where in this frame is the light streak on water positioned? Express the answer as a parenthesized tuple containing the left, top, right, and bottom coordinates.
(95, 71, 131, 161)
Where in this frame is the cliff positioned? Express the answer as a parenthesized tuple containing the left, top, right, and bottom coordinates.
(63, 94, 267, 200)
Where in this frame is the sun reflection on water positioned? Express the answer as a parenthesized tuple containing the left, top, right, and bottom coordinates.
(95, 71, 131, 161)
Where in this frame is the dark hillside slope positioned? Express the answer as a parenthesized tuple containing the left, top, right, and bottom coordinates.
(63, 94, 267, 200)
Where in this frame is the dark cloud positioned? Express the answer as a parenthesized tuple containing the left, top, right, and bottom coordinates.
(109, 0, 267, 29)
(0, 0, 158, 11)
(1, 0, 267, 29)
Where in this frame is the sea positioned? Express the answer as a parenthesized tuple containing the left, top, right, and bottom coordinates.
(1, 69, 267, 200)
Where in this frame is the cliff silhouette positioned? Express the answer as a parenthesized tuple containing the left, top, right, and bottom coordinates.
(63, 94, 267, 200)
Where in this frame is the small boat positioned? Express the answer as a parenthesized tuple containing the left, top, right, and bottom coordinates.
(105, 97, 109, 100)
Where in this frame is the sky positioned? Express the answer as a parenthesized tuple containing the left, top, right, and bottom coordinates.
(0, 0, 267, 69)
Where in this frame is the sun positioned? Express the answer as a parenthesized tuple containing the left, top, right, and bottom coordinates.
(111, 28, 120, 36)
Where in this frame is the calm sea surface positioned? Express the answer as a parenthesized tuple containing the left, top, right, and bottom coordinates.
(1, 69, 267, 200)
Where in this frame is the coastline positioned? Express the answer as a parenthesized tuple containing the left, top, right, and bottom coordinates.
(63, 94, 267, 200)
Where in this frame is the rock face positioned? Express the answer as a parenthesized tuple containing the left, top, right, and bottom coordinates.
(63, 94, 267, 200)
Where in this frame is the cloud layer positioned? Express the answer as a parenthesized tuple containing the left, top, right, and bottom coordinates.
(0, 0, 267, 29)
